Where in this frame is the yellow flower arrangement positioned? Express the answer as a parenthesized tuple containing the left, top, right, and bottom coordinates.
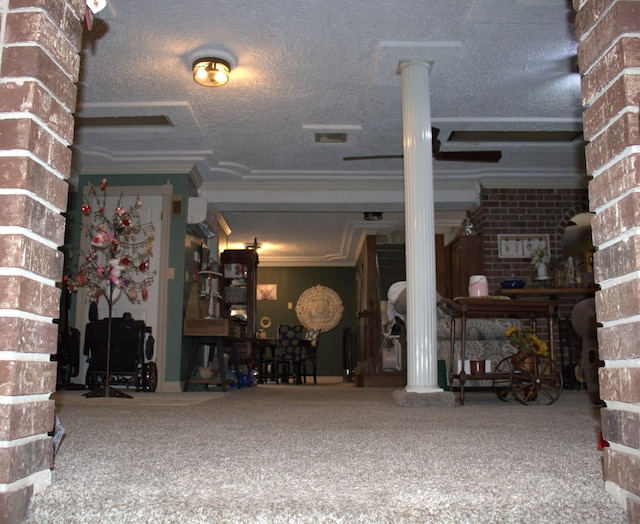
(504, 326, 548, 356)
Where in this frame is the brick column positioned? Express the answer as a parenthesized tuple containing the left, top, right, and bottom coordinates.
(0, 1, 84, 522)
(575, 0, 640, 520)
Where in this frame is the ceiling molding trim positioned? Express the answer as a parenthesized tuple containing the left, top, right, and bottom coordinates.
(213, 210, 232, 236)
(257, 256, 354, 268)
(188, 164, 203, 189)
(73, 162, 197, 175)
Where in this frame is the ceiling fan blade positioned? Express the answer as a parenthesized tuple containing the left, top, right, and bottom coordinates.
(343, 150, 501, 163)
(433, 150, 502, 163)
(343, 154, 403, 161)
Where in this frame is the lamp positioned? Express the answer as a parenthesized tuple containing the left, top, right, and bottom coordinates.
(192, 57, 231, 87)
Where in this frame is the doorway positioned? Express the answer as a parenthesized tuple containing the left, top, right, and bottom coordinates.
(72, 185, 171, 392)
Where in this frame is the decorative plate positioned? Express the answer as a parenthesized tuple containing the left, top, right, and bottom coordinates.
(295, 284, 344, 332)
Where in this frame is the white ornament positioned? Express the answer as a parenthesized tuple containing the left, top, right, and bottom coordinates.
(86, 0, 107, 14)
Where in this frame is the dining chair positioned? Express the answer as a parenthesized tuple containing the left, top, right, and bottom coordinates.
(301, 329, 320, 384)
(273, 324, 305, 384)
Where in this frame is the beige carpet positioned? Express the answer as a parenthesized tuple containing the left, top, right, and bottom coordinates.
(27, 382, 627, 523)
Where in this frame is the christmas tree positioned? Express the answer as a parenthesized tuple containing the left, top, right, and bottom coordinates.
(70, 178, 156, 397)
(71, 178, 155, 315)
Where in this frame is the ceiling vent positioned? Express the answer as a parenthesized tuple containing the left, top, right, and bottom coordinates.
(187, 197, 216, 239)
(303, 125, 361, 148)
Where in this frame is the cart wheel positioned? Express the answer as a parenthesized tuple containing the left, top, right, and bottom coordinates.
(141, 362, 158, 392)
(493, 356, 514, 402)
(510, 352, 563, 405)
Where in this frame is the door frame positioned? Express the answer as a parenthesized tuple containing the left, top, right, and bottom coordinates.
(73, 184, 172, 392)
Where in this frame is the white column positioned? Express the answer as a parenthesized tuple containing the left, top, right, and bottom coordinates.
(398, 60, 441, 393)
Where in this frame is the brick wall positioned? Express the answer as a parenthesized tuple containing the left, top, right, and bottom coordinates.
(0, 1, 84, 522)
(479, 186, 591, 320)
(574, 0, 640, 520)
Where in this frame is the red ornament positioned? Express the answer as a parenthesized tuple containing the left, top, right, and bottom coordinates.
(76, 267, 86, 286)
(81, 204, 91, 215)
(100, 178, 107, 190)
(142, 285, 148, 301)
(139, 260, 149, 271)
(99, 207, 105, 215)
(120, 257, 130, 266)
(598, 432, 610, 451)
(116, 207, 125, 216)
(122, 219, 131, 227)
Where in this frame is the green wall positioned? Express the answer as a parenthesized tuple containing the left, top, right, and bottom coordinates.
(256, 267, 356, 376)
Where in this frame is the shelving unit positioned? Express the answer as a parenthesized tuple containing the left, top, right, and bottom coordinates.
(198, 270, 224, 319)
(221, 249, 259, 338)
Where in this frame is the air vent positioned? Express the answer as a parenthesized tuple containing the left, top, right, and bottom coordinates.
(315, 133, 348, 144)
(75, 116, 173, 127)
(303, 125, 361, 148)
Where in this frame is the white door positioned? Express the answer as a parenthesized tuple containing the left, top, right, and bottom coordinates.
(73, 186, 169, 390)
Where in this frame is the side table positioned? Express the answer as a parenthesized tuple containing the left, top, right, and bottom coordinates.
(183, 318, 240, 392)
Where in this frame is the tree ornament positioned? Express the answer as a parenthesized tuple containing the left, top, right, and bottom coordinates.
(71, 179, 155, 314)
(76, 267, 86, 286)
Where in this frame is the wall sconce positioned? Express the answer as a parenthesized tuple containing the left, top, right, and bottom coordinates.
(192, 57, 231, 87)
(363, 212, 383, 221)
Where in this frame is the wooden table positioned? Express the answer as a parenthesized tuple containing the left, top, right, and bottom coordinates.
(438, 297, 558, 405)
(182, 318, 241, 392)
(498, 287, 598, 298)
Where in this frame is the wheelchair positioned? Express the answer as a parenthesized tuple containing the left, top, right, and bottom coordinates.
(84, 315, 157, 393)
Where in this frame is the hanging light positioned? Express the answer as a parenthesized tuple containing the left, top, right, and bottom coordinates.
(192, 57, 231, 87)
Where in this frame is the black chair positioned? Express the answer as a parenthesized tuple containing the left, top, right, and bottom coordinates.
(84, 316, 156, 392)
(301, 329, 320, 384)
(273, 324, 305, 384)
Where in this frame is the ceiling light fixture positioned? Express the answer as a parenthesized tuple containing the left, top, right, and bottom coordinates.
(192, 57, 232, 87)
(364, 212, 383, 221)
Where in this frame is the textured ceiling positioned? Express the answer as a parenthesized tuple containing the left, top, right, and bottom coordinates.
(73, 0, 584, 265)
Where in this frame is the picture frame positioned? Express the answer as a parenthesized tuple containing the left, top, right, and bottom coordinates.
(498, 234, 550, 259)
(256, 284, 277, 301)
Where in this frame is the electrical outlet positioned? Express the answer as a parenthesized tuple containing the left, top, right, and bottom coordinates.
(167, 268, 175, 279)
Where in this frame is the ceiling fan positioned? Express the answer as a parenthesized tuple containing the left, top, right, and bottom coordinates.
(343, 128, 502, 163)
